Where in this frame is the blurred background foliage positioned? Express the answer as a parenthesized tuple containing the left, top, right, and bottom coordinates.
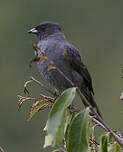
(0, 0, 123, 151)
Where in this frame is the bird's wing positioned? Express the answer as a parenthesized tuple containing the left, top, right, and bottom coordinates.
(63, 44, 94, 94)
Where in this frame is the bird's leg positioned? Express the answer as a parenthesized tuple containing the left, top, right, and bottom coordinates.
(68, 104, 80, 113)
(53, 91, 58, 97)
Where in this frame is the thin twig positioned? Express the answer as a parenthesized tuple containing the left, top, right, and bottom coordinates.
(17, 95, 36, 108)
(47, 59, 75, 87)
(77, 89, 123, 147)
(30, 76, 54, 95)
(39, 93, 54, 102)
(89, 138, 99, 147)
(23, 76, 54, 96)
(52, 148, 65, 152)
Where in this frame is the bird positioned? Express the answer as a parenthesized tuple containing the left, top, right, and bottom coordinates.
(28, 21, 102, 117)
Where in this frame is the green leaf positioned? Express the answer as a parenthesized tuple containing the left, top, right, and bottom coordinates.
(53, 110, 68, 146)
(28, 98, 52, 120)
(108, 142, 123, 152)
(67, 109, 90, 152)
(99, 134, 123, 152)
(64, 112, 76, 145)
(44, 87, 76, 148)
(44, 111, 67, 148)
(99, 134, 108, 152)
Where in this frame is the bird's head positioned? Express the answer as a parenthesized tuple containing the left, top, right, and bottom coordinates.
(28, 21, 62, 39)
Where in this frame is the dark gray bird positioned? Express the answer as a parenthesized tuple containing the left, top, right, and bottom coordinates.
(28, 21, 101, 117)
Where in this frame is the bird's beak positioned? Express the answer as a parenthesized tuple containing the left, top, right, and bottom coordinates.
(28, 28, 38, 34)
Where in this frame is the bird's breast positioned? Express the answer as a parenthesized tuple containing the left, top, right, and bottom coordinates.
(36, 41, 83, 91)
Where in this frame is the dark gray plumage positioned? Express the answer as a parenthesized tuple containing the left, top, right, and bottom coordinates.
(28, 21, 101, 117)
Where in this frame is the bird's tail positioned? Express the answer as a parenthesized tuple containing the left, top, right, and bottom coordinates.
(80, 88, 102, 118)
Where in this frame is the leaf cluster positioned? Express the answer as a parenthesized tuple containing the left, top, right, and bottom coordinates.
(18, 86, 123, 152)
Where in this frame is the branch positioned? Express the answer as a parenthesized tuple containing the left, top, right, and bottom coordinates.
(23, 76, 54, 96)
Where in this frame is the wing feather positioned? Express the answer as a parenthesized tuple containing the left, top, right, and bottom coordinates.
(64, 45, 94, 94)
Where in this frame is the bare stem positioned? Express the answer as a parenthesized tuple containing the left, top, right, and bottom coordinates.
(30, 76, 54, 95)
(24, 76, 54, 95)
(77, 89, 123, 147)
(17, 95, 36, 108)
